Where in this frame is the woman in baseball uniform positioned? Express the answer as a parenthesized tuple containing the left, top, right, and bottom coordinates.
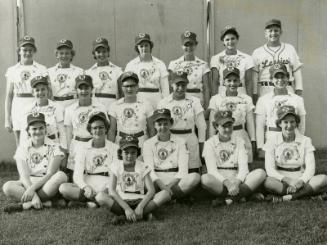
(202, 110, 266, 205)
(157, 71, 206, 173)
(108, 71, 155, 148)
(59, 112, 118, 208)
(252, 19, 303, 98)
(255, 64, 305, 158)
(168, 31, 211, 110)
(5, 36, 47, 146)
(208, 67, 256, 162)
(86, 37, 122, 108)
(2, 113, 67, 212)
(143, 109, 200, 200)
(264, 105, 327, 202)
(210, 26, 254, 98)
(20, 75, 66, 150)
(64, 75, 107, 178)
(97, 136, 170, 224)
(125, 33, 169, 108)
(47, 39, 83, 109)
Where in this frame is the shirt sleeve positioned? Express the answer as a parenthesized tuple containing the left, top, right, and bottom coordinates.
(175, 139, 189, 179)
(300, 137, 315, 183)
(144, 101, 154, 118)
(236, 139, 249, 181)
(64, 107, 72, 126)
(55, 104, 64, 123)
(202, 62, 210, 75)
(297, 96, 306, 116)
(210, 55, 219, 70)
(195, 112, 207, 143)
(168, 61, 175, 71)
(108, 102, 117, 118)
(143, 140, 159, 181)
(73, 149, 88, 189)
(13, 144, 28, 162)
(244, 55, 255, 70)
(52, 144, 65, 157)
(289, 44, 303, 72)
(263, 138, 285, 181)
(251, 49, 260, 73)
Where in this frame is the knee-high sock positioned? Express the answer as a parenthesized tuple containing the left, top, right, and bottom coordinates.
(143, 201, 158, 215)
(171, 183, 185, 199)
(291, 184, 314, 200)
(238, 183, 253, 198)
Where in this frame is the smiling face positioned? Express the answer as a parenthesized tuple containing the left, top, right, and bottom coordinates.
(224, 74, 240, 92)
(32, 83, 49, 100)
(56, 47, 73, 66)
(272, 72, 288, 90)
(222, 33, 238, 50)
(216, 121, 233, 140)
(27, 121, 46, 142)
(77, 84, 92, 99)
(279, 114, 297, 138)
(19, 44, 36, 63)
(172, 81, 187, 99)
(182, 41, 197, 55)
(90, 119, 107, 140)
(94, 46, 109, 63)
(122, 79, 138, 97)
(154, 118, 172, 136)
(122, 147, 139, 165)
(137, 41, 152, 56)
(265, 26, 282, 44)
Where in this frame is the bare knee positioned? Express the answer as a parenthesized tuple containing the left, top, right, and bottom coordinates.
(53, 171, 68, 183)
(310, 174, 327, 191)
(153, 190, 171, 206)
(201, 174, 211, 188)
(252, 169, 267, 182)
(187, 173, 200, 188)
(59, 183, 72, 197)
(95, 192, 109, 205)
(2, 181, 15, 196)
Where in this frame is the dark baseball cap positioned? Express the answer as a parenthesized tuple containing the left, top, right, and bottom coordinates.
(152, 109, 172, 122)
(30, 76, 49, 88)
(19, 36, 36, 48)
(135, 33, 153, 46)
(269, 63, 288, 78)
(27, 112, 46, 127)
(119, 135, 139, 150)
(214, 110, 235, 126)
(170, 71, 189, 84)
(88, 111, 110, 127)
(93, 37, 109, 51)
(265, 19, 282, 29)
(75, 74, 93, 88)
(57, 39, 73, 49)
(220, 26, 239, 41)
(277, 105, 298, 121)
(120, 71, 139, 84)
(181, 30, 198, 45)
(223, 67, 240, 79)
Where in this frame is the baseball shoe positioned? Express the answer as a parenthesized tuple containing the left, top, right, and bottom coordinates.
(4, 204, 23, 213)
(265, 195, 283, 203)
(86, 202, 98, 209)
(282, 195, 293, 202)
(111, 215, 126, 226)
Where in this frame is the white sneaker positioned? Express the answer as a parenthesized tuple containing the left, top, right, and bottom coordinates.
(86, 202, 97, 208)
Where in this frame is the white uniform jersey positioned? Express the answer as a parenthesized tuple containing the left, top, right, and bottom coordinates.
(86, 62, 122, 108)
(252, 42, 303, 96)
(264, 131, 315, 183)
(14, 138, 64, 177)
(210, 50, 254, 94)
(110, 159, 151, 200)
(168, 56, 210, 103)
(143, 134, 189, 185)
(203, 134, 248, 182)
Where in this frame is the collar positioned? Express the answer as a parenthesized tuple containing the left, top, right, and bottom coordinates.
(166, 93, 193, 102)
(90, 62, 115, 69)
(85, 139, 111, 149)
(153, 134, 178, 144)
(268, 91, 292, 98)
(18, 61, 39, 68)
(213, 134, 237, 146)
(131, 55, 159, 64)
(116, 96, 143, 105)
(27, 136, 53, 148)
(70, 99, 101, 110)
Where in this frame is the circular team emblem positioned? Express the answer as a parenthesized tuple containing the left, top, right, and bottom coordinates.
(140, 69, 150, 80)
(225, 102, 237, 112)
(24, 36, 31, 41)
(96, 37, 103, 43)
(274, 63, 281, 69)
(99, 71, 109, 80)
(219, 150, 230, 163)
(138, 33, 145, 38)
(227, 66, 235, 71)
(123, 173, 136, 186)
(158, 148, 169, 160)
(184, 67, 193, 75)
(31, 152, 42, 166)
(184, 31, 191, 37)
(282, 148, 294, 161)
(176, 70, 184, 76)
(123, 108, 134, 118)
(172, 106, 182, 116)
(20, 71, 31, 81)
(57, 74, 67, 83)
(60, 39, 67, 43)
(93, 156, 104, 167)
(78, 111, 89, 124)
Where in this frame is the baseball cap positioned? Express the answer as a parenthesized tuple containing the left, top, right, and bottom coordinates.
(265, 19, 282, 29)
(57, 39, 73, 49)
(269, 63, 288, 78)
(75, 74, 93, 88)
(120, 71, 139, 84)
(119, 135, 139, 150)
(88, 111, 110, 128)
(223, 67, 240, 79)
(27, 112, 46, 127)
(135, 33, 153, 47)
(30, 75, 49, 88)
(181, 30, 198, 45)
(152, 109, 172, 122)
(214, 110, 235, 126)
(19, 36, 36, 48)
(220, 26, 239, 41)
(170, 71, 189, 84)
(276, 105, 300, 125)
(93, 37, 109, 51)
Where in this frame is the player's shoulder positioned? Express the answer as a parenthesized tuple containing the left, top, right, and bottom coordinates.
(6, 63, 20, 73)
(126, 56, 140, 66)
(65, 101, 79, 112)
(238, 93, 253, 103)
(252, 45, 265, 55)
(186, 94, 201, 104)
(194, 56, 208, 65)
(33, 61, 47, 70)
(169, 56, 183, 65)
(282, 42, 297, 51)
(170, 134, 187, 145)
(152, 56, 167, 67)
(232, 134, 246, 146)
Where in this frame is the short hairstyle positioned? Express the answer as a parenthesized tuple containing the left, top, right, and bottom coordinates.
(134, 41, 154, 54)
(117, 147, 141, 160)
(86, 116, 110, 134)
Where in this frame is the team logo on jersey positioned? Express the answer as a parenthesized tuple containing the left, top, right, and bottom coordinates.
(20, 71, 31, 81)
(274, 63, 282, 69)
(172, 106, 182, 116)
(78, 111, 90, 124)
(140, 69, 150, 80)
(225, 102, 237, 112)
(24, 36, 31, 41)
(138, 33, 145, 38)
(176, 70, 184, 76)
(219, 150, 231, 163)
(123, 108, 134, 118)
(184, 31, 191, 37)
(183, 66, 193, 75)
(280, 146, 300, 164)
(57, 74, 67, 83)
(123, 173, 136, 186)
(30, 152, 43, 167)
(93, 155, 104, 167)
(99, 71, 109, 80)
(158, 148, 169, 160)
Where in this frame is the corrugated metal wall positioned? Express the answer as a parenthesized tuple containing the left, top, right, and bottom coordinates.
(1, 0, 327, 160)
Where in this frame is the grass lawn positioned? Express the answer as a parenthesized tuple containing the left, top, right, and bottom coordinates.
(0, 156, 327, 245)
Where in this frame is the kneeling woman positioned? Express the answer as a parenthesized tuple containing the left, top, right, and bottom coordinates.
(201, 110, 266, 205)
(2, 113, 67, 212)
(143, 109, 200, 200)
(264, 105, 327, 201)
(97, 136, 170, 223)
(59, 112, 118, 207)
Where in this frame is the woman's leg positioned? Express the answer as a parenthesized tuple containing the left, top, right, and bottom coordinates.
(201, 174, 227, 196)
(38, 171, 68, 201)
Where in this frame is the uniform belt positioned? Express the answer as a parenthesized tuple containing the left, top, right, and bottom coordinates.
(189, 167, 201, 173)
(94, 93, 116, 98)
(138, 87, 160, 92)
(53, 95, 75, 101)
(277, 166, 301, 172)
(48, 133, 59, 140)
(260, 81, 292, 86)
(233, 125, 243, 130)
(86, 172, 109, 177)
(268, 127, 281, 132)
(124, 191, 141, 194)
(119, 131, 144, 138)
(155, 168, 178, 172)
(74, 136, 92, 142)
(170, 129, 192, 134)
(218, 167, 238, 170)
(16, 93, 33, 97)
(186, 88, 201, 93)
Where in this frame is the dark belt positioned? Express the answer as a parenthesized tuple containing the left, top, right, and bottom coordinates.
(53, 95, 75, 101)
(218, 167, 238, 170)
(233, 125, 243, 130)
(186, 88, 201, 93)
(155, 168, 178, 172)
(94, 93, 116, 98)
(189, 167, 201, 173)
(277, 166, 301, 172)
(86, 172, 109, 177)
(74, 136, 92, 142)
(170, 129, 192, 134)
(268, 127, 281, 132)
(260, 81, 292, 86)
(119, 131, 144, 138)
(16, 93, 33, 97)
(124, 191, 141, 194)
(48, 133, 59, 140)
(138, 87, 160, 92)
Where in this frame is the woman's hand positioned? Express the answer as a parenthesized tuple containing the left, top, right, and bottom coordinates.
(294, 179, 305, 190)
(83, 186, 95, 200)
(21, 187, 36, 203)
(31, 194, 43, 209)
(125, 208, 137, 222)
(134, 206, 144, 220)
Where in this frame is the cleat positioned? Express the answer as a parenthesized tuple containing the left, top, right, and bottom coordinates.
(225, 198, 233, 205)
(86, 202, 98, 209)
(282, 195, 293, 201)
(4, 204, 23, 213)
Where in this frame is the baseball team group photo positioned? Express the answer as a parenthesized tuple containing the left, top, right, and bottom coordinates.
(1, 0, 327, 244)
